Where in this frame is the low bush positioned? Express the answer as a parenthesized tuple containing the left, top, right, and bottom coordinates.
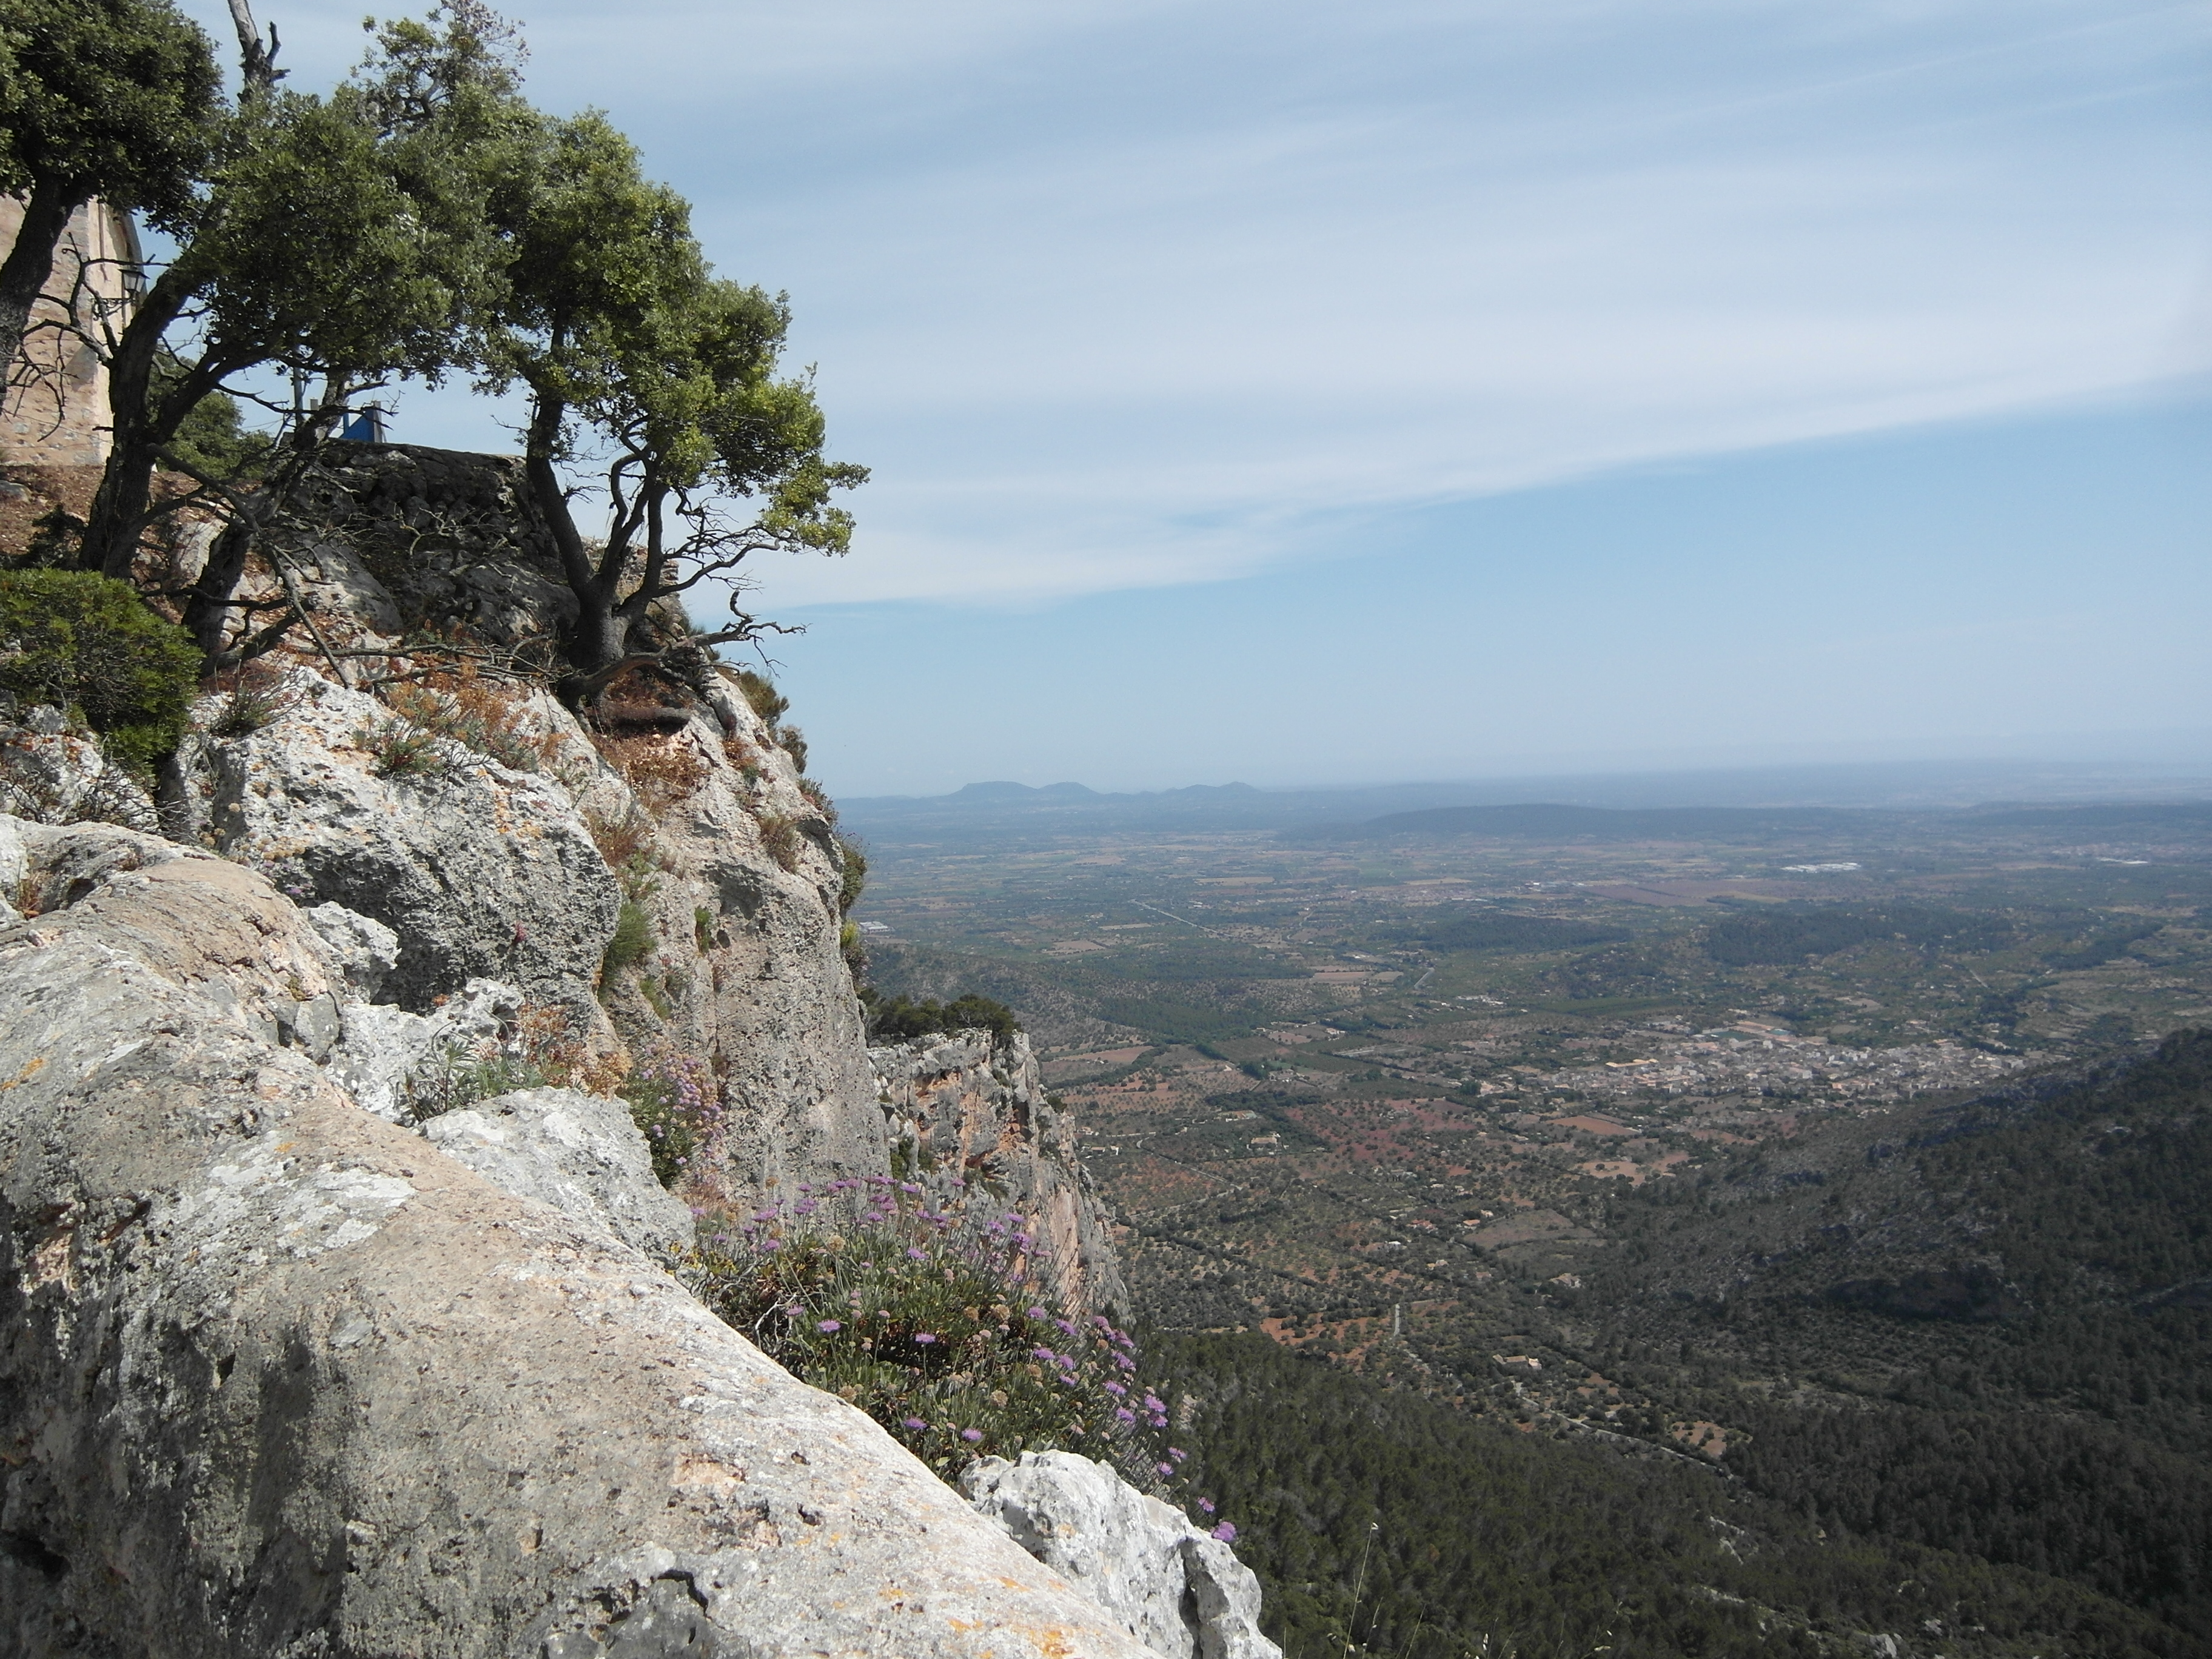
(621, 1051, 723, 1187)
(683, 1182, 1182, 1487)
(0, 569, 201, 770)
(836, 837, 867, 916)
(731, 668, 788, 725)
(778, 723, 808, 773)
(862, 988, 1021, 1048)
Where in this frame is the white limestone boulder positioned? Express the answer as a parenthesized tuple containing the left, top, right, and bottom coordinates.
(963, 1451, 1282, 1659)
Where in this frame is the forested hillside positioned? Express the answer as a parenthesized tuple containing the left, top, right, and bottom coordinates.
(1153, 1332, 2190, 1658)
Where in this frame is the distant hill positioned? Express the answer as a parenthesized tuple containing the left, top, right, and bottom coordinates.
(1285, 802, 1876, 842)
(836, 760, 2212, 850)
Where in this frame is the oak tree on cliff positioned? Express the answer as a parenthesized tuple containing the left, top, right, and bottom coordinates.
(478, 112, 864, 702)
(76, 1, 524, 607)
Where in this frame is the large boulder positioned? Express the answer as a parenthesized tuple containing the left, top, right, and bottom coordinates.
(209, 670, 619, 1024)
(963, 1453, 1282, 1659)
(421, 1085, 692, 1256)
(0, 821, 1161, 1658)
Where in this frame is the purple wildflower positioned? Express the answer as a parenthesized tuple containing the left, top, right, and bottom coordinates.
(817, 1319, 842, 1333)
(1158, 1463, 1174, 1476)
(907, 1248, 928, 1261)
(962, 1427, 983, 1442)
(1197, 1498, 1216, 1515)
(1026, 1307, 1049, 1320)
(902, 1417, 927, 1430)
(1104, 1382, 1127, 1396)
(914, 1332, 937, 1345)
(1114, 1407, 1135, 1424)
(1211, 1523, 1237, 1543)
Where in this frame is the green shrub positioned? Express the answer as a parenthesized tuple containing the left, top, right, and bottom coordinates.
(779, 723, 808, 773)
(732, 668, 788, 725)
(683, 1184, 1176, 1484)
(836, 837, 868, 916)
(694, 905, 716, 954)
(603, 900, 654, 980)
(0, 570, 201, 769)
(862, 988, 1021, 1049)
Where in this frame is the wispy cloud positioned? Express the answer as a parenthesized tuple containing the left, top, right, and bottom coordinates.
(196, 0, 2211, 607)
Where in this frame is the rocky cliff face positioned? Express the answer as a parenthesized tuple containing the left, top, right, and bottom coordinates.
(0, 443, 1249, 1655)
(874, 1030, 1130, 1318)
(0, 820, 1159, 1657)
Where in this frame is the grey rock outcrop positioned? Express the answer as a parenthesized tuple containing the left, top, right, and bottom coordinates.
(323, 976, 525, 1123)
(0, 820, 1161, 1658)
(875, 1029, 1128, 1317)
(578, 685, 888, 1214)
(422, 1085, 692, 1255)
(0, 720, 159, 833)
(209, 670, 620, 1027)
(304, 902, 401, 1000)
(963, 1453, 1282, 1659)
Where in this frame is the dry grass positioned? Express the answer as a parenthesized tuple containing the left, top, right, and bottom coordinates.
(598, 731, 710, 806)
(583, 803, 655, 870)
(756, 812, 803, 873)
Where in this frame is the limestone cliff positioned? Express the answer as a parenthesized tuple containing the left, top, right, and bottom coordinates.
(0, 442, 1228, 1655)
(0, 819, 1158, 1657)
(874, 1030, 1130, 1318)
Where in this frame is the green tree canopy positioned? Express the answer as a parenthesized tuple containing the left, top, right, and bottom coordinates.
(0, 0, 220, 377)
(480, 112, 864, 694)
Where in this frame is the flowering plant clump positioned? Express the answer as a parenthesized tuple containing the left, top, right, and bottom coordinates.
(681, 1178, 1182, 1486)
(620, 1051, 723, 1187)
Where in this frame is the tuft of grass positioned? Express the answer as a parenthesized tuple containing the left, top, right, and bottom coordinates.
(603, 900, 654, 982)
(356, 717, 449, 781)
(209, 674, 295, 738)
(756, 812, 803, 873)
(694, 905, 716, 954)
(403, 1044, 545, 1124)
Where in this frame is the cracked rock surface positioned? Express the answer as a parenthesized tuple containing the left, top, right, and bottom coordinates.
(0, 820, 1159, 1659)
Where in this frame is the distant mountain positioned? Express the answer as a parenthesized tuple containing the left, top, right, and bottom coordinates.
(836, 759, 2212, 850)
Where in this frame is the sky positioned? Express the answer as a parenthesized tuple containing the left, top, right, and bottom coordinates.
(183, 0, 2212, 795)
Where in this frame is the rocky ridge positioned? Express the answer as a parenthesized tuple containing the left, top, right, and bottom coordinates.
(0, 443, 1272, 1654)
